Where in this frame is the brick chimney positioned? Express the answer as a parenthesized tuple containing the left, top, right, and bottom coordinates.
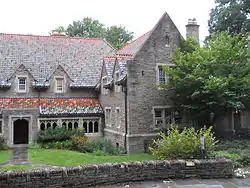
(186, 18, 199, 42)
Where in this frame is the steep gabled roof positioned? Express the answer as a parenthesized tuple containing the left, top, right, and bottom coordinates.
(0, 34, 115, 87)
(117, 31, 151, 57)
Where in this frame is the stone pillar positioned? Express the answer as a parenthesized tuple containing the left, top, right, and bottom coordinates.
(186, 18, 200, 42)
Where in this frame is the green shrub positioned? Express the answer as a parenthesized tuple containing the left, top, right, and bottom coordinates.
(72, 135, 88, 151)
(149, 126, 217, 160)
(0, 136, 7, 150)
(40, 140, 73, 149)
(37, 127, 81, 143)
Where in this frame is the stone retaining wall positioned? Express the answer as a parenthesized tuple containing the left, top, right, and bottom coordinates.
(0, 159, 233, 188)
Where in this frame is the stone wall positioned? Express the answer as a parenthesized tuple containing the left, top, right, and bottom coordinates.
(0, 159, 233, 188)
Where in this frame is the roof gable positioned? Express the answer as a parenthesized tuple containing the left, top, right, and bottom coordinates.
(0, 34, 115, 86)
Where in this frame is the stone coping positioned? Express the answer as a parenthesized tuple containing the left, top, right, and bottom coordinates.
(0, 159, 233, 188)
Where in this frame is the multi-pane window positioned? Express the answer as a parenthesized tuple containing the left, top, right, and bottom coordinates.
(158, 66, 167, 85)
(115, 72, 121, 92)
(102, 77, 108, 95)
(105, 108, 111, 127)
(0, 120, 2, 134)
(154, 108, 174, 128)
(55, 78, 64, 93)
(115, 108, 120, 128)
(18, 77, 27, 92)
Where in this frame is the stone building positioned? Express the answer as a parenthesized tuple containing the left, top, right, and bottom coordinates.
(0, 12, 200, 153)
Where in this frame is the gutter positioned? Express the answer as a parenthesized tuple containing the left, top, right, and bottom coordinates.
(124, 79, 128, 153)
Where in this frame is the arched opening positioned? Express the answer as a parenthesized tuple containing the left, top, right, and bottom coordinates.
(89, 122, 93, 133)
(53, 122, 57, 129)
(83, 122, 87, 133)
(74, 122, 78, 129)
(47, 123, 51, 129)
(68, 122, 72, 130)
(13, 119, 29, 144)
(94, 121, 99, 133)
(40, 123, 45, 131)
(62, 122, 67, 128)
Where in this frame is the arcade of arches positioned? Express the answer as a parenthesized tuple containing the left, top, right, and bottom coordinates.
(39, 118, 100, 134)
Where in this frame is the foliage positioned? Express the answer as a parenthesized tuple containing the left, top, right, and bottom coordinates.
(149, 126, 217, 160)
(40, 140, 73, 150)
(208, 0, 250, 34)
(67, 17, 106, 38)
(37, 127, 84, 143)
(71, 135, 88, 151)
(0, 136, 6, 150)
(72, 138, 125, 155)
(162, 33, 250, 126)
(105, 25, 133, 49)
(52, 17, 134, 49)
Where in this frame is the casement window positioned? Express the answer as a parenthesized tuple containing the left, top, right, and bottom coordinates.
(153, 107, 175, 128)
(105, 108, 111, 127)
(0, 120, 2, 134)
(18, 77, 27, 92)
(157, 65, 168, 85)
(55, 77, 64, 93)
(102, 77, 108, 95)
(115, 108, 120, 128)
(115, 71, 121, 92)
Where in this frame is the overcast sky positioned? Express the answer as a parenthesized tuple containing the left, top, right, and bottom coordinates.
(0, 0, 215, 43)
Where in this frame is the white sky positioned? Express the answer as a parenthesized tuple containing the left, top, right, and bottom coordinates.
(0, 0, 215, 43)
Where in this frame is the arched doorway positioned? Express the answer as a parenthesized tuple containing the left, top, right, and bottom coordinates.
(13, 119, 29, 144)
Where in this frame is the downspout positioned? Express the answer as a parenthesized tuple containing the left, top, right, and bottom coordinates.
(124, 79, 128, 154)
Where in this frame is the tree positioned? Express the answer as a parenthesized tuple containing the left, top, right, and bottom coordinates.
(162, 33, 250, 126)
(105, 26, 134, 49)
(67, 17, 106, 38)
(52, 17, 134, 49)
(208, 0, 250, 34)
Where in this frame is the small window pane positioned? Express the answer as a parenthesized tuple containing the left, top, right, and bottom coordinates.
(40, 123, 45, 131)
(53, 123, 57, 129)
(47, 123, 51, 129)
(158, 67, 166, 84)
(155, 109, 163, 118)
(74, 122, 78, 129)
(56, 78, 64, 92)
(68, 122, 72, 130)
(18, 77, 26, 91)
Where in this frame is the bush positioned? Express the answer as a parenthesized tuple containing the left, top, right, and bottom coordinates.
(0, 136, 7, 150)
(37, 127, 84, 143)
(149, 126, 217, 160)
(40, 140, 73, 149)
(72, 138, 125, 155)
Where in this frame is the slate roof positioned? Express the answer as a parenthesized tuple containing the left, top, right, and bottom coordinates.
(0, 34, 115, 87)
(0, 97, 102, 116)
(117, 31, 151, 57)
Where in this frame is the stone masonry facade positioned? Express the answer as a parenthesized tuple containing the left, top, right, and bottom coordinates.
(0, 159, 233, 188)
(0, 11, 207, 153)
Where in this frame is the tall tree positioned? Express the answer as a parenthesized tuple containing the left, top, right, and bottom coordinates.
(66, 17, 106, 38)
(105, 25, 134, 49)
(162, 33, 250, 126)
(208, 0, 250, 34)
(52, 17, 134, 49)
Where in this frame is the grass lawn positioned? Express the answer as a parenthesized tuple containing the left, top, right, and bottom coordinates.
(0, 150, 10, 164)
(29, 149, 155, 166)
(0, 166, 38, 171)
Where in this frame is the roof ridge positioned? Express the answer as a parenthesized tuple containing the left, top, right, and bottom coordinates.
(0, 33, 106, 41)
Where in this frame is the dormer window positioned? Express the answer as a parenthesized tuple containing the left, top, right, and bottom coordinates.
(18, 76, 27, 93)
(55, 77, 64, 93)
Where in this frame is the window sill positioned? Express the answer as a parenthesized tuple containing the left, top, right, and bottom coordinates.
(17, 91, 27, 93)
